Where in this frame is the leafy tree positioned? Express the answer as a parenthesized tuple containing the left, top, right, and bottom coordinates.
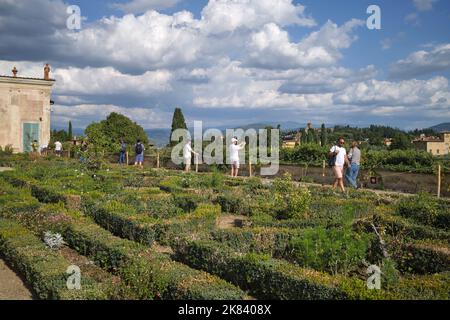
(390, 133, 412, 150)
(50, 129, 68, 143)
(170, 107, 188, 146)
(85, 112, 149, 152)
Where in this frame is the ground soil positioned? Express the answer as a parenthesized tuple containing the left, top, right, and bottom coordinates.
(0, 258, 34, 300)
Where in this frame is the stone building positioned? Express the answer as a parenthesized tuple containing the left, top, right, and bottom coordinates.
(0, 65, 55, 153)
(413, 132, 450, 156)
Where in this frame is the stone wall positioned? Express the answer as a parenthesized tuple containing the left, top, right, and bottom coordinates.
(0, 77, 54, 153)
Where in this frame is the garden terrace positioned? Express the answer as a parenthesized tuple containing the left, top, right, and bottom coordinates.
(0, 157, 449, 300)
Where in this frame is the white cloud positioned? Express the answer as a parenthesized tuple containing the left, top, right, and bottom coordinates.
(245, 20, 364, 70)
(404, 12, 420, 25)
(52, 104, 172, 128)
(199, 0, 315, 34)
(61, 10, 203, 71)
(53, 66, 172, 96)
(413, 0, 438, 11)
(111, 0, 181, 13)
(333, 77, 449, 107)
(390, 44, 450, 79)
(191, 59, 333, 109)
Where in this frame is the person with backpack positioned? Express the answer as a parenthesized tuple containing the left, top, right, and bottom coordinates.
(134, 139, 145, 168)
(329, 137, 349, 193)
(119, 139, 127, 165)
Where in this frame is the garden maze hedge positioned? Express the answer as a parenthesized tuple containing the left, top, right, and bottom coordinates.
(0, 158, 449, 300)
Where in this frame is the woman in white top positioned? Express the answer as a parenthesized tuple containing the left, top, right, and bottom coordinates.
(329, 137, 350, 193)
(230, 137, 246, 177)
(183, 140, 198, 172)
(54, 141, 62, 157)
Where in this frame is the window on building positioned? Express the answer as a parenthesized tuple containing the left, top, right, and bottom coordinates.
(436, 149, 439, 154)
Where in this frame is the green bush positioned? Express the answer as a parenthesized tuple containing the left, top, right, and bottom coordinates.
(271, 173, 312, 219)
(171, 238, 392, 300)
(0, 218, 118, 299)
(287, 226, 371, 275)
(397, 192, 439, 226)
(390, 240, 450, 275)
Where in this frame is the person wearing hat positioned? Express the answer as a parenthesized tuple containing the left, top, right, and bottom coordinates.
(183, 139, 198, 172)
(230, 137, 246, 177)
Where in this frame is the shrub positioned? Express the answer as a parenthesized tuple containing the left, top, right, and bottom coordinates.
(397, 192, 439, 226)
(390, 240, 450, 275)
(287, 226, 371, 275)
(171, 238, 389, 300)
(0, 218, 118, 299)
(271, 173, 312, 219)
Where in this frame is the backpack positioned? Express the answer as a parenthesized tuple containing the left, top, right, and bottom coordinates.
(135, 143, 143, 154)
(328, 145, 337, 167)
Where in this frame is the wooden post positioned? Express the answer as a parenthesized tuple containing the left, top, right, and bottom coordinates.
(195, 154, 199, 173)
(437, 164, 441, 198)
(126, 152, 129, 165)
(249, 160, 253, 177)
(157, 152, 160, 169)
(322, 160, 325, 177)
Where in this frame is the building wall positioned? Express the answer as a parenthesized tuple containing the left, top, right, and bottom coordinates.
(425, 141, 449, 156)
(0, 78, 54, 153)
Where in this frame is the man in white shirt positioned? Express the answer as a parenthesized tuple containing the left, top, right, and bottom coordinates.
(183, 140, 198, 172)
(54, 141, 62, 157)
(329, 137, 349, 192)
(230, 137, 246, 177)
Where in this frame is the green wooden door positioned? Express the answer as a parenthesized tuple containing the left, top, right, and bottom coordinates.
(23, 123, 39, 153)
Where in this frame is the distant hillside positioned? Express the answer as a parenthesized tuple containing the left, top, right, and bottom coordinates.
(145, 128, 171, 147)
(429, 123, 450, 132)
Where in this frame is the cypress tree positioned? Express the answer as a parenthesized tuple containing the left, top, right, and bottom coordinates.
(320, 123, 327, 146)
(170, 107, 188, 146)
(68, 121, 73, 141)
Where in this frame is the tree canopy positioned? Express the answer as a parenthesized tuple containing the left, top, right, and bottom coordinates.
(85, 112, 149, 152)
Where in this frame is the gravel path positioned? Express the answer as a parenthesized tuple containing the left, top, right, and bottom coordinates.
(0, 258, 34, 300)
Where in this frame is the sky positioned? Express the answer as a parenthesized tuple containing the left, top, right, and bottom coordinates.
(0, 0, 449, 131)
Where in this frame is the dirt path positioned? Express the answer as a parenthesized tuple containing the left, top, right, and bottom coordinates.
(0, 258, 34, 300)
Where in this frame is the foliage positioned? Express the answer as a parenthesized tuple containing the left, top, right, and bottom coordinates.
(170, 107, 188, 146)
(0, 144, 14, 155)
(272, 173, 312, 219)
(397, 192, 439, 226)
(85, 112, 149, 153)
(287, 226, 371, 275)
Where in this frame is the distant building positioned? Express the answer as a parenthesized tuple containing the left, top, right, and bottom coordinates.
(383, 138, 393, 147)
(282, 131, 301, 149)
(413, 132, 450, 156)
(0, 65, 55, 153)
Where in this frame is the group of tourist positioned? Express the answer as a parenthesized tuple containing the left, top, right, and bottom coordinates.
(329, 137, 361, 192)
(118, 139, 145, 168)
(117, 137, 361, 187)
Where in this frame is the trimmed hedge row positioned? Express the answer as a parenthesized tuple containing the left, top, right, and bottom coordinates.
(83, 196, 220, 247)
(55, 215, 247, 299)
(391, 240, 450, 275)
(171, 238, 382, 300)
(210, 227, 296, 256)
(0, 184, 246, 300)
(172, 238, 450, 300)
(370, 211, 450, 243)
(0, 218, 115, 300)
